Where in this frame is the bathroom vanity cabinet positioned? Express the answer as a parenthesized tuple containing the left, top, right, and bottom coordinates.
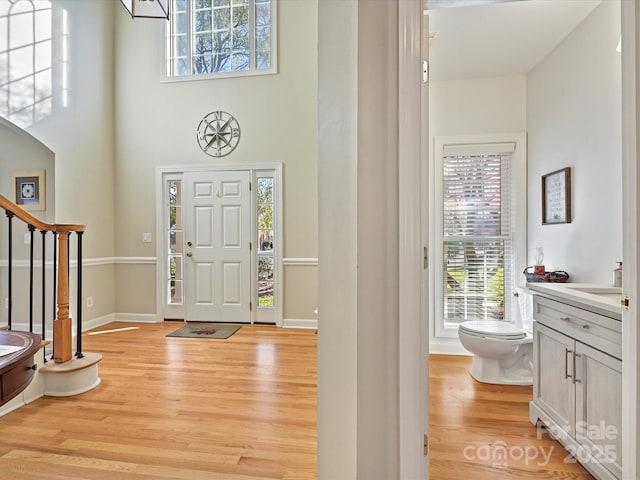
(528, 286, 622, 480)
(0, 331, 41, 406)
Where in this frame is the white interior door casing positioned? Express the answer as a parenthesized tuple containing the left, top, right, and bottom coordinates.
(399, 0, 429, 477)
(620, 1, 639, 477)
(183, 170, 251, 323)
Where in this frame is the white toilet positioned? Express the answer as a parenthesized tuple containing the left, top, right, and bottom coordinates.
(458, 287, 534, 385)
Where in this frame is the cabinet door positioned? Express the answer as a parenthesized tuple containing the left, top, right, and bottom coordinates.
(534, 322, 576, 435)
(575, 343, 622, 478)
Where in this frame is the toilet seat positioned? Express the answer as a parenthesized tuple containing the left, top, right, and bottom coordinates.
(459, 320, 527, 340)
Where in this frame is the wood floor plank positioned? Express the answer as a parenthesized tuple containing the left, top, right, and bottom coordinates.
(0, 325, 597, 478)
(429, 354, 595, 479)
(0, 323, 317, 480)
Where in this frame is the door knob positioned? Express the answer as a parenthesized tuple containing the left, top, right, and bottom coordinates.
(186, 252, 192, 257)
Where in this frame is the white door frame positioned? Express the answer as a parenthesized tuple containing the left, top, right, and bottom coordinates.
(620, 1, 639, 477)
(399, 0, 428, 478)
(155, 163, 283, 326)
(321, 1, 638, 478)
(418, 1, 638, 476)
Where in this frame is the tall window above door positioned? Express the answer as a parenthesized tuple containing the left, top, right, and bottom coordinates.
(433, 134, 527, 338)
(165, 0, 277, 79)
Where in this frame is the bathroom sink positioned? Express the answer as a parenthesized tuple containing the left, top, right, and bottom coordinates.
(563, 285, 622, 301)
(526, 283, 623, 316)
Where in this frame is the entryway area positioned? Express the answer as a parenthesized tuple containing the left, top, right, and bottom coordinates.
(156, 164, 283, 326)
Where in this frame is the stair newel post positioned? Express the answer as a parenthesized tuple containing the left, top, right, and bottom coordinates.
(53, 229, 72, 363)
(75, 231, 83, 359)
(5, 210, 13, 329)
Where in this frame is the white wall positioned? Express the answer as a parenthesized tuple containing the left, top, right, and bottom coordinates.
(429, 75, 526, 352)
(113, 0, 318, 319)
(527, 0, 622, 283)
(429, 75, 527, 137)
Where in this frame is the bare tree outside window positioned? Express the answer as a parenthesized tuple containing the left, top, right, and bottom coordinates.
(167, 0, 274, 78)
(257, 177, 274, 307)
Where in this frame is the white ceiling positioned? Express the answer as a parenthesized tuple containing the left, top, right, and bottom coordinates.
(426, 0, 602, 81)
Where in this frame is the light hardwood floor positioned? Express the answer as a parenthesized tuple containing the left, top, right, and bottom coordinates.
(0, 324, 595, 479)
(0, 322, 317, 480)
(430, 354, 594, 479)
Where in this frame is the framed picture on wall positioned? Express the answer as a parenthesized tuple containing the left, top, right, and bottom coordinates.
(542, 167, 571, 225)
(12, 170, 46, 211)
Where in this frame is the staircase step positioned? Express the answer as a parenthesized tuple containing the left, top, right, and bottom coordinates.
(39, 352, 102, 374)
(39, 340, 51, 349)
(39, 352, 102, 397)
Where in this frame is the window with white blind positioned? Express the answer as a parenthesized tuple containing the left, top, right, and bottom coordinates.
(433, 134, 527, 338)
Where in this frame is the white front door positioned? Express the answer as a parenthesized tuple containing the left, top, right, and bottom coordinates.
(183, 170, 251, 323)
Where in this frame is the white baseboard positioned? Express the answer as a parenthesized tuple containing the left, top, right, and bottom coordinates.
(82, 314, 116, 332)
(429, 338, 472, 356)
(282, 318, 318, 329)
(5, 315, 115, 336)
(82, 313, 161, 332)
(114, 313, 162, 324)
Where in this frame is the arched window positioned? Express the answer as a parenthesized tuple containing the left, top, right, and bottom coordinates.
(0, 0, 52, 128)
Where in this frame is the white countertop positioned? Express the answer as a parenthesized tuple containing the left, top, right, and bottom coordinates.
(526, 283, 623, 318)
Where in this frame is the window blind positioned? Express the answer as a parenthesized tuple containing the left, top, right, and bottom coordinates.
(442, 152, 513, 323)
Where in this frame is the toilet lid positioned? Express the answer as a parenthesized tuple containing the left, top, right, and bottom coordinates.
(459, 320, 526, 340)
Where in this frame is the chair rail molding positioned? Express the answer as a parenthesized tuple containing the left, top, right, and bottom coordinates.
(282, 257, 318, 266)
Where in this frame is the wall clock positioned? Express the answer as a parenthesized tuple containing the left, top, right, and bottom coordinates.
(196, 111, 241, 157)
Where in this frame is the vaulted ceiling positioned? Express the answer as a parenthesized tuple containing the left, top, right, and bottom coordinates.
(426, 0, 602, 81)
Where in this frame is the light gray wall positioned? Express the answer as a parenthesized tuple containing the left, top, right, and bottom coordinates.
(0, 118, 55, 223)
(2, 0, 318, 324)
(527, 0, 622, 283)
(356, 1, 399, 478)
(113, 0, 318, 320)
(318, 0, 402, 478)
(0, 118, 56, 327)
(27, 0, 116, 257)
(318, 0, 358, 475)
(0, 0, 116, 325)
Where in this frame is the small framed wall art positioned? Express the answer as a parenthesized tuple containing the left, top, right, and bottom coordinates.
(12, 170, 46, 211)
(542, 167, 571, 225)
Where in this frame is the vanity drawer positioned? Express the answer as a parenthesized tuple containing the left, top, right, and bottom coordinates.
(534, 296, 621, 359)
(1, 355, 36, 404)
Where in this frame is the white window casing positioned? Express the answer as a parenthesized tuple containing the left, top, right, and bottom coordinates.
(164, 0, 277, 81)
(432, 133, 527, 339)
